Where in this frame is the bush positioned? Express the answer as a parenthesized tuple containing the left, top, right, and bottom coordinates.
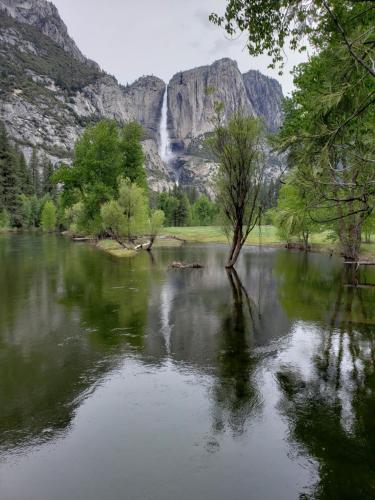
(40, 200, 56, 232)
(0, 209, 10, 229)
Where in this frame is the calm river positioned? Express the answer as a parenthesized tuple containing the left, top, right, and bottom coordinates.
(0, 234, 374, 500)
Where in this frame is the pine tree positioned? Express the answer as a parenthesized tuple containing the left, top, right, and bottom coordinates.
(174, 187, 191, 227)
(13, 146, 33, 196)
(0, 122, 22, 225)
(41, 155, 55, 197)
(30, 148, 41, 197)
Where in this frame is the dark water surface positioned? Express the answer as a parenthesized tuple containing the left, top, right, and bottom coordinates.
(0, 234, 374, 500)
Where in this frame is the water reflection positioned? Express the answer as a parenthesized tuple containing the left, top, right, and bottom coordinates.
(211, 269, 262, 437)
(0, 236, 375, 500)
(0, 235, 150, 454)
(274, 251, 375, 499)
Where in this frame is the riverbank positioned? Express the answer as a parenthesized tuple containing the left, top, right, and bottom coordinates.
(161, 226, 375, 259)
(95, 236, 183, 257)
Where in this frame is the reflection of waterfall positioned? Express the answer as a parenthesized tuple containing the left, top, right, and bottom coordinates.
(159, 86, 173, 164)
(160, 282, 173, 355)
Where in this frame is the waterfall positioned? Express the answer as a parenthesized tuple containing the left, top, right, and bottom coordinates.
(159, 86, 173, 163)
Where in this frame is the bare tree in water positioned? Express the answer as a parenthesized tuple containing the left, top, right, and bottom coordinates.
(212, 114, 265, 268)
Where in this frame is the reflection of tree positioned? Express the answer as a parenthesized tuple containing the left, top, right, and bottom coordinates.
(275, 253, 375, 499)
(0, 237, 151, 456)
(275, 252, 375, 326)
(60, 246, 152, 348)
(211, 268, 262, 436)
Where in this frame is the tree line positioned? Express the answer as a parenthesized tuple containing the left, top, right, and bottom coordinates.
(0, 122, 57, 231)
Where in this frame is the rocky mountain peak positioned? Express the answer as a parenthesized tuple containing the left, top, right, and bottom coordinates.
(168, 58, 255, 151)
(0, 0, 91, 64)
(242, 70, 284, 131)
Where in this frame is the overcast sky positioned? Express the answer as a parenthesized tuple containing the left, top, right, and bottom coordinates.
(53, 0, 308, 95)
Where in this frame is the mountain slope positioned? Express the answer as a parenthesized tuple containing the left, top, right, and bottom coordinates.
(0, 0, 90, 63)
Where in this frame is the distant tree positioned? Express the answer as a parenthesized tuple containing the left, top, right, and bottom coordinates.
(41, 156, 55, 197)
(0, 122, 22, 225)
(13, 146, 33, 196)
(30, 148, 41, 197)
(156, 188, 192, 227)
(40, 200, 56, 232)
(19, 195, 43, 228)
(157, 191, 179, 226)
(212, 114, 265, 268)
(120, 121, 147, 189)
(192, 195, 217, 226)
(0, 208, 10, 229)
(174, 188, 191, 227)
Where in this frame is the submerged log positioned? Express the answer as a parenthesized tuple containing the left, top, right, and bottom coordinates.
(169, 261, 204, 269)
(72, 237, 92, 242)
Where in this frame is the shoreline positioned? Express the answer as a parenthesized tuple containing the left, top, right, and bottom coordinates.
(2, 228, 374, 261)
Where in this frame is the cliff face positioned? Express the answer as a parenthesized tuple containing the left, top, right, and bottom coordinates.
(242, 70, 284, 131)
(166, 60, 284, 193)
(168, 58, 255, 151)
(0, 0, 284, 195)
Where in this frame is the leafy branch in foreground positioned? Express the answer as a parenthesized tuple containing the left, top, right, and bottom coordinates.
(210, 1, 375, 77)
(275, 46, 375, 261)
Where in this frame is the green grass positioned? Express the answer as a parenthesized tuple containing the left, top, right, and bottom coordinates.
(162, 225, 317, 245)
(96, 237, 183, 257)
(96, 239, 136, 257)
(162, 226, 375, 258)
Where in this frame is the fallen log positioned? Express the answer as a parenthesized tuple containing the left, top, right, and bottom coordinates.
(169, 261, 204, 269)
(135, 241, 151, 250)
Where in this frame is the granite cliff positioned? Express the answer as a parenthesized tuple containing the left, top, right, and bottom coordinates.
(166, 60, 284, 192)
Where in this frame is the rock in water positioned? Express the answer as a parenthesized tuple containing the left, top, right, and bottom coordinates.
(169, 261, 204, 269)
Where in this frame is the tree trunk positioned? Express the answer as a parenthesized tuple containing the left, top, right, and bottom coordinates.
(226, 225, 243, 268)
(302, 231, 309, 252)
(341, 221, 362, 261)
(147, 236, 155, 251)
